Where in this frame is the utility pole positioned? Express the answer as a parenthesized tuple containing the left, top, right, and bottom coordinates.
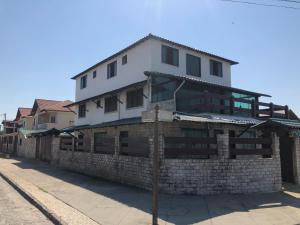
(152, 105, 159, 225)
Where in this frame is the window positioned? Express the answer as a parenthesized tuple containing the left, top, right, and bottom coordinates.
(122, 55, 127, 65)
(96, 100, 101, 108)
(126, 88, 143, 108)
(186, 54, 201, 77)
(151, 76, 179, 102)
(119, 131, 128, 148)
(107, 61, 117, 79)
(210, 60, 223, 77)
(93, 70, 97, 78)
(19, 138, 22, 146)
(104, 95, 118, 113)
(50, 115, 56, 123)
(80, 75, 87, 89)
(162, 45, 179, 66)
(78, 104, 86, 118)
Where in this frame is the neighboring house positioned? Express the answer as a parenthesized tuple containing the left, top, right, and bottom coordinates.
(5, 100, 75, 160)
(15, 107, 33, 130)
(1, 120, 17, 134)
(30, 99, 75, 130)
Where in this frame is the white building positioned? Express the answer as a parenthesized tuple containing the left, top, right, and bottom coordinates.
(67, 34, 248, 126)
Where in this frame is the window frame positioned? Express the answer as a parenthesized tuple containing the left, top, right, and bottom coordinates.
(186, 54, 201, 77)
(93, 70, 97, 79)
(126, 88, 144, 109)
(210, 60, 223, 77)
(50, 115, 56, 123)
(80, 75, 87, 89)
(107, 61, 117, 79)
(78, 104, 86, 118)
(104, 95, 118, 113)
(161, 45, 179, 67)
(122, 55, 127, 65)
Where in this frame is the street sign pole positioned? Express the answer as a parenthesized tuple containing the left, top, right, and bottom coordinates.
(152, 105, 159, 225)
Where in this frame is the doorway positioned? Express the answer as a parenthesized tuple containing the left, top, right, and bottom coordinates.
(279, 133, 295, 183)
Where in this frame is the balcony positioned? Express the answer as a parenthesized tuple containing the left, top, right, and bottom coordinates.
(176, 91, 290, 119)
(37, 123, 57, 130)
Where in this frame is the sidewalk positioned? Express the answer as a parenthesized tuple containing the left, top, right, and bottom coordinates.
(1, 158, 300, 225)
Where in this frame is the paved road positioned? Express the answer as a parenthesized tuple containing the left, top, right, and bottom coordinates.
(2, 158, 300, 225)
(0, 176, 53, 225)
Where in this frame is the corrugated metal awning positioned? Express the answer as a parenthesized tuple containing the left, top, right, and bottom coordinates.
(174, 112, 261, 125)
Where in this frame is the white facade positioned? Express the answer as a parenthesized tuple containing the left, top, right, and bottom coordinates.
(73, 35, 235, 126)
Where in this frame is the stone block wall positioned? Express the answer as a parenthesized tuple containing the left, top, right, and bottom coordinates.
(52, 121, 282, 195)
(17, 134, 36, 159)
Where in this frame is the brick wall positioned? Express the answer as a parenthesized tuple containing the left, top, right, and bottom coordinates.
(53, 121, 282, 195)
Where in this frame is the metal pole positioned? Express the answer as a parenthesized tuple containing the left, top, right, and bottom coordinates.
(152, 105, 159, 225)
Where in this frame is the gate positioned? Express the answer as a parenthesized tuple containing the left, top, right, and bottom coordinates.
(40, 136, 52, 162)
(280, 134, 295, 183)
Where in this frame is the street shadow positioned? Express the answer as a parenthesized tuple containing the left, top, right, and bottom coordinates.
(11, 157, 300, 225)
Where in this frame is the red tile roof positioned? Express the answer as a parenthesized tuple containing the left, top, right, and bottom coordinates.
(19, 108, 32, 117)
(31, 99, 74, 115)
(14, 107, 32, 121)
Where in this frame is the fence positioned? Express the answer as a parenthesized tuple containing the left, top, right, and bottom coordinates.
(163, 136, 273, 158)
(120, 137, 149, 157)
(177, 91, 290, 119)
(229, 137, 272, 156)
(60, 136, 73, 151)
(164, 137, 218, 158)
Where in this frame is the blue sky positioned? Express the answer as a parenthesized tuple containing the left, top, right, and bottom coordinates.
(0, 0, 299, 120)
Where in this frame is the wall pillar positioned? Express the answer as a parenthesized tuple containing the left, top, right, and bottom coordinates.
(217, 134, 229, 160)
(293, 137, 300, 184)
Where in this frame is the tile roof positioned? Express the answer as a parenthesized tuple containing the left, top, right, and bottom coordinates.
(18, 108, 31, 117)
(71, 34, 238, 80)
(31, 99, 74, 115)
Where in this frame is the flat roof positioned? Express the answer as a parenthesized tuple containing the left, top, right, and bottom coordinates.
(71, 34, 238, 80)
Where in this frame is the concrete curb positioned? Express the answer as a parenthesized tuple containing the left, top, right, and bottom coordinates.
(0, 172, 61, 225)
(0, 169, 100, 225)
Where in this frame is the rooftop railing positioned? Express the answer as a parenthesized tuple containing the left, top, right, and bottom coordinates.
(176, 91, 290, 119)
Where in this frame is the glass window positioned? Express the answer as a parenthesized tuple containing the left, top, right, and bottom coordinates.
(96, 100, 101, 108)
(80, 75, 87, 89)
(119, 131, 128, 148)
(127, 88, 143, 108)
(151, 76, 179, 102)
(93, 70, 97, 78)
(104, 95, 118, 113)
(78, 104, 86, 118)
(186, 54, 201, 77)
(210, 60, 223, 77)
(107, 61, 117, 79)
(161, 45, 179, 66)
(122, 55, 127, 65)
(50, 115, 56, 123)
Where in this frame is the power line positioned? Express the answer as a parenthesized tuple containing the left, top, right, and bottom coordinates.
(271, 0, 300, 3)
(220, 0, 300, 10)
